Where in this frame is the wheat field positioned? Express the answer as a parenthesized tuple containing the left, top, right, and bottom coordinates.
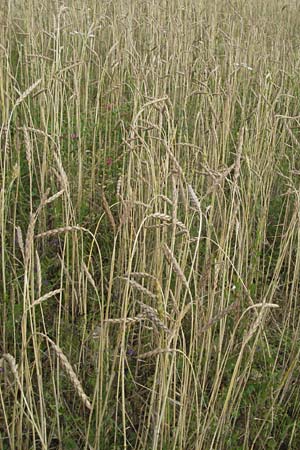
(1, 0, 300, 449)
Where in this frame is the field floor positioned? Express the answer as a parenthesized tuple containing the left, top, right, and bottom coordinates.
(1, 1, 300, 449)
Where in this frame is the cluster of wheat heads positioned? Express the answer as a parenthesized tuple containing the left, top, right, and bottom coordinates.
(1, 0, 300, 449)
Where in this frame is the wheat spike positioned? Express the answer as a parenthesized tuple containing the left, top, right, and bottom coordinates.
(92, 315, 145, 337)
(16, 226, 25, 258)
(199, 300, 240, 334)
(23, 128, 32, 166)
(137, 348, 176, 359)
(119, 277, 157, 299)
(125, 272, 158, 281)
(162, 243, 189, 290)
(15, 78, 42, 106)
(137, 301, 171, 334)
(150, 213, 188, 233)
(0, 353, 19, 379)
(45, 189, 65, 205)
(28, 289, 62, 310)
(39, 334, 92, 410)
(35, 226, 84, 239)
(188, 184, 201, 213)
(102, 189, 116, 232)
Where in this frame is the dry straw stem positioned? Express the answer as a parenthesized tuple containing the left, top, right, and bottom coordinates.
(233, 127, 244, 184)
(0, 353, 47, 448)
(82, 262, 97, 291)
(165, 146, 186, 182)
(24, 190, 50, 262)
(101, 189, 116, 233)
(220, 303, 279, 423)
(35, 250, 42, 297)
(38, 334, 92, 411)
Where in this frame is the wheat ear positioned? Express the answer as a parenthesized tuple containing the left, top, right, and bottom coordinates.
(38, 334, 92, 410)
(15, 78, 42, 106)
